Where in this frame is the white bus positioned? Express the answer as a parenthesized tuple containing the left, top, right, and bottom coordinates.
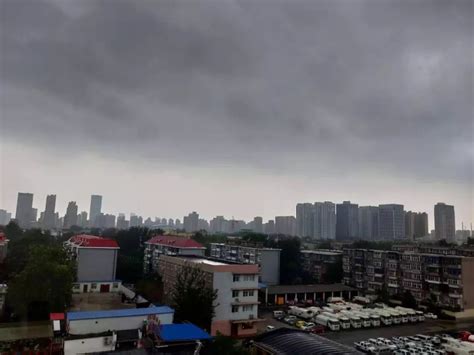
(315, 314, 340, 331)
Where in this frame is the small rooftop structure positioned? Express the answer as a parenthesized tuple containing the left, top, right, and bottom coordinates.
(67, 234, 119, 249)
(156, 324, 212, 343)
(67, 306, 174, 321)
(146, 235, 205, 249)
(252, 328, 362, 354)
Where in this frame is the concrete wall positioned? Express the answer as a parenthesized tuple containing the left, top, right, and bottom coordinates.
(72, 281, 121, 294)
(68, 313, 173, 335)
(64, 335, 115, 355)
(462, 258, 474, 310)
(259, 250, 280, 285)
(180, 248, 206, 256)
(77, 248, 117, 282)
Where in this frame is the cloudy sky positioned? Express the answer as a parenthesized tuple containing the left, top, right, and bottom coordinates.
(1, 0, 472, 227)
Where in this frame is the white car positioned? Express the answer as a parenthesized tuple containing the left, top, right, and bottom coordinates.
(266, 325, 276, 331)
(425, 312, 438, 319)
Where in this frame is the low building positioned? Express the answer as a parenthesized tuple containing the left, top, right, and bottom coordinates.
(251, 328, 362, 354)
(158, 255, 262, 337)
(66, 306, 174, 335)
(143, 235, 206, 274)
(301, 249, 342, 283)
(260, 284, 358, 306)
(64, 234, 120, 293)
(210, 243, 281, 285)
(0, 232, 9, 262)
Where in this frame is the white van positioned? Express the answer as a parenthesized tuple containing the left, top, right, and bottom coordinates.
(273, 310, 285, 318)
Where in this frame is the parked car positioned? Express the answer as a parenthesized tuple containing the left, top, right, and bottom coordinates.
(266, 325, 276, 331)
(425, 312, 438, 319)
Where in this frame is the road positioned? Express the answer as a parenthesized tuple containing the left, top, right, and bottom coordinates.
(258, 311, 474, 346)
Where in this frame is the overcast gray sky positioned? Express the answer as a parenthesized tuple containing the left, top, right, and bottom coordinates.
(1, 0, 472, 227)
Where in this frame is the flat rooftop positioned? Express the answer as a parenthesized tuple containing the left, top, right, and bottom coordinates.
(0, 322, 52, 341)
(186, 258, 227, 266)
(67, 306, 174, 321)
(70, 292, 136, 312)
(301, 249, 342, 256)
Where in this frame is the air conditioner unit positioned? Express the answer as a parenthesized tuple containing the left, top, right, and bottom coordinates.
(235, 298, 240, 302)
(104, 337, 112, 346)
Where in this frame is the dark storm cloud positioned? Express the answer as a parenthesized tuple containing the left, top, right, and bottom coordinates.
(1, 0, 472, 180)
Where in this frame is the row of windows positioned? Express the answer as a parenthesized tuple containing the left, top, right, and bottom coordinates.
(232, 290, 255, 297)
(233, 274, 256, 282)
(231, 305, 254, 313)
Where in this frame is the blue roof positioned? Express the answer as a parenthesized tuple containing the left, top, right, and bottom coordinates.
(258, 282, 268, 289)
(157, 324, 212, 342)
(67, 306, 174, 321)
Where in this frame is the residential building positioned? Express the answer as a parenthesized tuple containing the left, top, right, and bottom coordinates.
(296, 203, 314, 238)
(15, 192, 34, 228)
(210, 243, 281, 285)
(63, 201, 78, 229)
(405, 211, 416, 241)
(143, 235, 206, 274)
(264, 220, 275, 234)
(336, 201, 359, 240)
(0, 232, 9, 262)
(274, 216, 296, 236)
(198, 218, 209, 231)
(210, 216, 228, 234)
(342, 248, 474, 316)
(89, 195, 102, 228)
(129, 214, 143, 227)
(358, 206, 379, 240)
(64, 234, 120, 292)
(42, 194, 56, 230)
(158, 255, 261, 337)
(378, 204, 405, 240)
(104, 214, 116, 229)
(435, 203, 456, 243)
(300, 249, 342, 283)
(0, 209, 11, 225)
(253, 216, 263, 234)
(77, 211, 88, 228)
(116, 214, 129, 230)
(183, 211, 199, 233)
(313, 202, 336, 240)
(414, 212, 429, 239)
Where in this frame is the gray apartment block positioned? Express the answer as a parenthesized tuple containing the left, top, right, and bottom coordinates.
(210, 243, 281, 285)
(76, 248, 118, 282)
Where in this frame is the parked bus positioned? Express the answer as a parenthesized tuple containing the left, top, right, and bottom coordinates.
(315, 314, 340, 331)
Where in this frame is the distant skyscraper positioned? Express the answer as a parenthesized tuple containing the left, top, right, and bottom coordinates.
(63, 201, 78, 229)
(168, 218, 174, 227)
(175, 218, 182, 229)
(313, 202, 336, 240)
(116, 214, 129, 230)
(253, 216, 263, 234)
(42, 194, 56, 230)
(104, 214, 116, 229)
(89, 195, 102, 227)
(274, 216, 296, 235)
(296, 203, 314, 237)
(15, 192, 34, 228)
(405, 211, 416, 241)
(358, 206, 379, 240)
(264, 220, 275, 234)
(414, 212, 428, 239)
(434, 203, 455, 242)
(378, 204, 405, 240)
(130, 214, 143, 227)
(77, 211, 88, 228)
(210, 216, 227, 234)
(336, 201, 359, 240)
(198, 219, 209, 231)
(183, 212, 199, 232)
(0, 210, 11, 225)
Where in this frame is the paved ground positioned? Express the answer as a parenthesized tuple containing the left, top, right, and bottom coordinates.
(258, 310, 474, 346)
(70, 292, 135, 311)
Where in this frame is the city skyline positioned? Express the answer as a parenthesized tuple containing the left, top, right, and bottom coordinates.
(1, 0, 472, 230)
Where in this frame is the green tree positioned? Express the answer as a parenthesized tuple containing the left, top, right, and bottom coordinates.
(7, 245, 75, 320)
(207, 333, 249, 355)
(401, 290, 418, 309)
(171, 265, 217, 332)
(325, 260, 343, 283)
(266, 237, 302, 284)
(3, 221, 23, 240)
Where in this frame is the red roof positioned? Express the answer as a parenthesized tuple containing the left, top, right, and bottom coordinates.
(147, 235, 204, 249)
(69, 234, 119, 249)
(50, 313, 65, 320)
(0, 233, 6, 242)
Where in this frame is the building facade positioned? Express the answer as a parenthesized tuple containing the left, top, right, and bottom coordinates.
(274, 216, 296, 236)
(42, 194, 56, 230)
(378, 204, 405, 240)
(89, 195, 102, 228)
(358, 206, 379, 240)
(64, 234, 120, 292)
(143, 235, 206, 274)
(158, 255, 261, 337)
(15, 192, 34, 229)
(435, 203, 456, 243)
(343, 248, 474, 315)
(336, 201, 359, 240)
(210, 243, 281, 285)
(296, 203, 314, 238)
(63, 201, 78, 229)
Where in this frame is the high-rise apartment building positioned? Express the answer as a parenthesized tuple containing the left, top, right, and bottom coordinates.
(358, 206, 379, 240)
(313, 202, 336, 240)
(414, 212, 428, 239)
(42, 194, 56, 230)
(183, 212, 199, 233)
(434, 203, 455, 243)
(15, 192, 34, 228)
(104, 214, 116, 229)
(89, 195, 102, 228)
(253, 217, 263, 234)
(274, 216, 297, 236)
(63, 201, 78, 229)
(296, 203, 314, 237)
(130, 214, 143, 227)
(336, 201, 359, 240)
(378, 204, 405, 240)
(116, 214, 129, 230)
(77, 211, 88, 228)
(264, 220, 275, 234)
(405, 211, 416, 241)
(0, 210, 11, 225)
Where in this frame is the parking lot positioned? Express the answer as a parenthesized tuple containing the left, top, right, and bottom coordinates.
(258, 310, 474, 347)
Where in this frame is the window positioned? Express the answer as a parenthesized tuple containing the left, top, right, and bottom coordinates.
(232, 306, 239, 313)
(73, 284, 80, 290)
(91, 283, 97, 289)
(113, 283, 119, 289)
(232, 290, 239, 298)
(233, 274, 240, 282)
(243, 274, 255, 281)
(243, 290, 254, 297)
(242, 305, 253, 312)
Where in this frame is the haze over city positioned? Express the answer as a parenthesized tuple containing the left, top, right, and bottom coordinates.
(1, 0, 473, 227)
